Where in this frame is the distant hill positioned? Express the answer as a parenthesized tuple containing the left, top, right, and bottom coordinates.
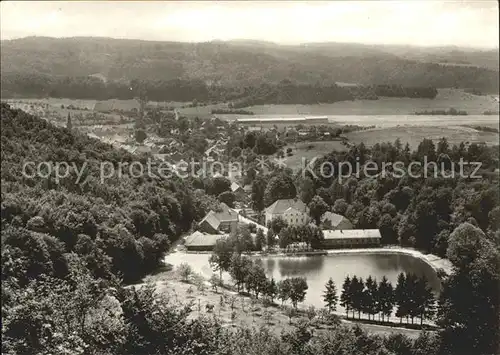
(1, 36, 498, 95)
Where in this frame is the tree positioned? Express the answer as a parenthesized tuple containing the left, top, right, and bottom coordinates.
(247, 263, 267, 299)
(277, 279, 291, 305)
(278, 226, 294, 249)
(340, 276, 352, 318)
(288, 277, 308, 309)
(218, 191, 236, 208)
(255, 228, 265, 251)
(377, 276, 394, 322)
(395, 272, 408, 323)
(207, 177, 231, 196)
(308, 195, 329, 225)
(269, 216, 288, 236)
(66, 112, 72, 130)
(209, 237, 234, 281)
(251, 176, 267, 212)
(265, 278, 278, 303)
(363, 276, 378, 320)
(415, 277, 435, 325)
(438, 222, 500, 355)
(135, 129, 147, 143)
(178, 263, 192, 282)
(300, 177, 316, 205)
(284, 306, 297, 324)
(230, 146, 242, 158)
(350, 276, 365, 319)
(323, 278, 338, 313)
(332, 198, 348, 215)
(436, 137, 450, 155)
(229, 254, 252, 293)
(210, 273, 221, 293)
(237, 225, 255, 253)
(263, 173, 296, 207)
(266, 230, 276, 249)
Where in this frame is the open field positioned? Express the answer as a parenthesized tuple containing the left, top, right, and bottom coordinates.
(245, 89, 499, 116)
(329, 114, 499, 129)
(346, 125, 499, 150)
(283, 141, 347, 171)
(177, 103, 229, 118)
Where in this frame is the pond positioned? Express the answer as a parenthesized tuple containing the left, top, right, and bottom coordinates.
(165, 251, 441, 311)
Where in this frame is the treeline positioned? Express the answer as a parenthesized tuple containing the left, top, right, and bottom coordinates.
(1, 72, 440, 105)
(414, 108, 468, 115)
(339, 273, 435, 324)
(373, 84, 438, 99)
(211, 108, 254, 115)
(229, 81, 356, 108)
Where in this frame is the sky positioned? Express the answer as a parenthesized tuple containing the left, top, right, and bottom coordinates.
(1, 1, 499, 48)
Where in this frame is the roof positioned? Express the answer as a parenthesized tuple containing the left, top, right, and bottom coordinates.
(265, 199, 308, 215)
(199, 203, 239, 230)
(323, 229, 381, 240)
(231, 182, 243, 192)
(199, 211, 221, 230)
(184, 231, 227, 247)
(321, 212, 352, 228)
(214, 203, 239, 222)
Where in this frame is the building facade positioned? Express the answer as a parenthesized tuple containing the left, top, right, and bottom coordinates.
(321, 229, 381, 249)
(265, 199, 309, 226)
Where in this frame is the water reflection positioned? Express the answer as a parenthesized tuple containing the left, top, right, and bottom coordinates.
(165, 251, 441, 309)
(276, 257, 325, 277)
(259, 253, 441, 308)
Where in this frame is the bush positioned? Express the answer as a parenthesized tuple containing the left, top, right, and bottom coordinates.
(178, 263, 193, 282)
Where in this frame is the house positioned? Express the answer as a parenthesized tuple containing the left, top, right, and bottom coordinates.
(198, 203, 239, 234)
(184, 231, 228, 251)
(322, 229, 381, 249)
(264, 199, 309, 226)
(321, 212, 353, 230)
(231, 182, 246, 201)
(282, 206, 310, 226)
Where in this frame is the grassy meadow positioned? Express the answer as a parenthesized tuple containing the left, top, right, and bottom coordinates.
(346, 126, 500, 150)
(245, 89, 498, 116)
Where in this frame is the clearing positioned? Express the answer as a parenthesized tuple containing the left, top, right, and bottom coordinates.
(245, 89, 498, 116)
(283, 141, 347, 171)
(346, 126, 499, 150)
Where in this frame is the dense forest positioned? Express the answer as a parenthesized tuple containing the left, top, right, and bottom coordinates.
(1, 73, 438, 103)
(0, 103, 203, 284)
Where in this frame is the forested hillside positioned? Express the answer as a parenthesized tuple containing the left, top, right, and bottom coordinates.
(0, 103, 203, 284)
(1, 37, 498, 98)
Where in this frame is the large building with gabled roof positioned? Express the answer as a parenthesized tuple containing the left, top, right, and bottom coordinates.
(198, 203, 239, 234)
(264, 198, 309, 226)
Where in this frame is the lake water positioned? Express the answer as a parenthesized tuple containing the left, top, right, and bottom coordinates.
(165, 251, 441, 311)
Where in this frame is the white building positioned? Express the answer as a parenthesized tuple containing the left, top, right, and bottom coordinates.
(264, 199, 309, 226)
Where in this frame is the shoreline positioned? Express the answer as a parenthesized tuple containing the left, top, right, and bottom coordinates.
(178, 246, 453, 275)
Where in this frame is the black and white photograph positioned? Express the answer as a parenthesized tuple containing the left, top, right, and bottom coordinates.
(0, 1, 499, 354)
